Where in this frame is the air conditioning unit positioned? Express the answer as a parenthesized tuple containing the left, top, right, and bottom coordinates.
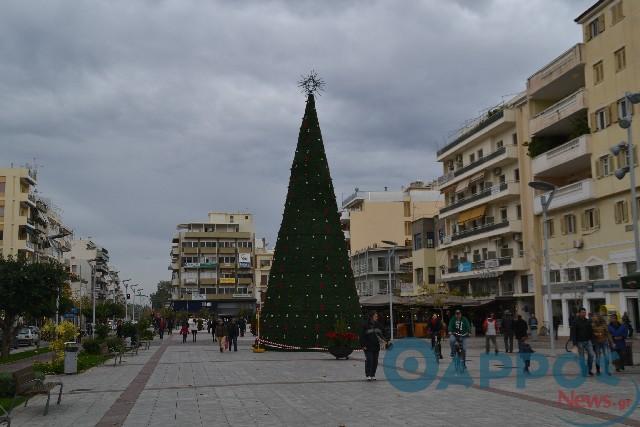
(573, 239, 584, 249)
(493, 167, 502, 176)
(514, 233, 522, 242)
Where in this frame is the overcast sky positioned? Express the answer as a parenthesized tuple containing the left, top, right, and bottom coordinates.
(1, 0, 594, 296)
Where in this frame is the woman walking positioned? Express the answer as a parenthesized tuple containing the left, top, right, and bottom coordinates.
(609, 314, 628, 372)
(215, 319, 226, 352)
(360, 312, 387, 381)
(180, 322, 189, 344)
(190, 317, 198, 342)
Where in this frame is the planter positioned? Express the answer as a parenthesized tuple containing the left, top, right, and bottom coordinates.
(328, 346, 353, 360)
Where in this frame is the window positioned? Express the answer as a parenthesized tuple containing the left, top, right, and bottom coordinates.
(428, 267, 436, 284)
(598, 155, 612, 177)
(477, 149, 484, 158)
(0, 206, 3, 217)
(514, 168, 520, 182)
(416, 268, 424, 284)
(562, 214, 577, 234)
(586, 14, 604, 40)
(377, 257, 387, 271)
(414, 233, 423, 250)
(469, 153, 475, 164)
(496, 140, 503, 149)
(0, 182, 4, 193)
(614, 200, 629, 224)
(403, 201, 411, 217)
(425, 232, 435, 248)
(545, 219, 555, 237)
(593, 61, 604, 85)
(567, 268, 582, 282)
(611, 2, 624, 25)
(587, 265, 604, 280)
(500, 207, 508, 222)
(378, 280, 388, 294)
(368, 258, 373, 272)
(550, 270, 561, 283)
(516, 205, 522, 220)
(582, 208, 600, 230)
(512, 133, 518, 146)
(595, 108, 609, 131)
(615, 47, 626, 72)
(624, 261, 637, 275)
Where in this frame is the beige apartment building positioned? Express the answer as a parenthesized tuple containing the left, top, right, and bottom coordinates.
(523, 0, 640, 335)
(170, 212, 256, 315)
(436, 96, 534, 314)
(0, 167, 38, 259)
(67, 240, 112, 301)
(341, 181, 442, 298)
(254, 238, 274, 308)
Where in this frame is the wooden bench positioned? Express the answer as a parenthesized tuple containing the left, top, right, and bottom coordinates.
(99, 343, 123, 366)
(139, 340, 151, 351)
(11, 366, 63, 416)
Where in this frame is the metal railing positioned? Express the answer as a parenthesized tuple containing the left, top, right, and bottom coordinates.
(437, 109, 505, 156)
(440, 182, 508, 214)
(450, 220, 509, 241)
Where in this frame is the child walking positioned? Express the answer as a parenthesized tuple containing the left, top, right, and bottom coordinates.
(520, 335, 534, 374)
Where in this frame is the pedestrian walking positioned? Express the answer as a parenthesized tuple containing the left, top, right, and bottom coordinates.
(207, 319, 213, 334)
(167, 318, 173, 335)
(215, 319, 226, 352)
(228, 319, 239, 352)
(190, 317, 198, 342)
(571, 307, 595, 376)
(180, 322, 189, 344)
(519, 335, 534, 374)
(514, 314, 528, 352)
(429, 313, 442, 359)
(159, 317, 166, 340)
(239, 317, 246, 337)
(360, 312, 387, 381)
(528, 314, 538, 338)
(591, 312, 611, 376)
(609, 314, 628, 372)
(483, 313, 499, 354)
(502, 311, 514, 353)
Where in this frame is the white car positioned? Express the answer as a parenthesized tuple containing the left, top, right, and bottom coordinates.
(17, 327, 40, 346)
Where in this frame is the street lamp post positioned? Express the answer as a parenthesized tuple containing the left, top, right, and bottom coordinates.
(122, 279, 131, 321)
(87, 260, 97, 338)
(529, 181, 557, 353)
(382, 240, 398, 341)
(131, 284, 139, 322)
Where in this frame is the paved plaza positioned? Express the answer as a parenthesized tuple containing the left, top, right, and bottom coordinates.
(7, 332, 640, 426)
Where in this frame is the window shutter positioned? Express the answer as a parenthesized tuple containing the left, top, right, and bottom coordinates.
(604, 108, 610, 127)
(584, 24, 592, 41)
(598, 14, 605, 32)
(633, 146, 639, 166)
(582, 211, 588, 231)
(595, 159, 602, 178)
(610, 102, 619, 123)
(590, 112, 598, 133)
(594, 208, 600, 228)
(561, 216, 567, 235)
(623, 201, 629, 222)
(615, 203, 621, 224)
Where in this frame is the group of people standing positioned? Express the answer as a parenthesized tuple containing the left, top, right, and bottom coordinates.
(178, 317, 247, 353)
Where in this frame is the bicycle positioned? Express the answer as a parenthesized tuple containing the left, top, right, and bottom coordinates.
(565, 338, 574, 352)
(452, 332, 467, 374)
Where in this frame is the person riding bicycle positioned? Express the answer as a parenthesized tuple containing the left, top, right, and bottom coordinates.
(448, 310, 471, 357)
(430, 313, 443, 359)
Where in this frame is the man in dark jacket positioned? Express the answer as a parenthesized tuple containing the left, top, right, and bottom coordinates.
(514, 314, 528, 351)
(430, 313, 442, 358)
(228, 319, 240, 352)
(360, 312, 386, 381)
(571, 307, 595, 376)
(502, 311, 514, 353)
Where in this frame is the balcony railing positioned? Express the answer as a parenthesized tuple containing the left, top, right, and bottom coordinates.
(528, 44, 584, 96)
(450, 220, 509, 241)
(437, 109, 505, 156)
(530, 88, 587, 135)
(440, 182, 508, 214)
(533, 178, 595, 214)
(531, 134, 591, 175)
(439, 146, 507, 186)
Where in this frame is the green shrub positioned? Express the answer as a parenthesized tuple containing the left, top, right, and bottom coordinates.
(105, 336, 124, 352)
(121, 322, 137, 338)
(0, 373, 14, 397)
(82, 338, 101, 355)
(95, 324, 110, 340)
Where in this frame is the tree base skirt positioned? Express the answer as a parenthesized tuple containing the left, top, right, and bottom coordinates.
(328, 346, 353, 359)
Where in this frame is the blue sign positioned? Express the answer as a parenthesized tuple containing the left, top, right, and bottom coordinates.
(458, 262, 472, 272)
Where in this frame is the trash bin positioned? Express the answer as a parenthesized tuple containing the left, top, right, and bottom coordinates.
(624, 342, 634, 366)
(64, 341, 80, 374)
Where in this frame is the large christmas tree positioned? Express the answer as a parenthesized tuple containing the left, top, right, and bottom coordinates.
(261, 76, 361, 350)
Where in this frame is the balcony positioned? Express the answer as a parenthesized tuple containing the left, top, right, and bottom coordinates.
(441, 255, 527, 282)
(529, 88, 587, 136)
(528, 44, 585, 100)
(437, 108, 515, 161)
(533, 178, 596, 214)
(531, 135, 592, 177)
(439, 182, 520, 219)
(439, 220, 522, 249)
(438, 145, 518, 187)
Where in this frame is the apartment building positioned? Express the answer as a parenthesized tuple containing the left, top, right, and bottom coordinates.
(67, 240, 112, 301)
(170, 212, 257, 315)
(436, 95, 534, 313)
(254, 238, 274, 308)
(0, 167, 38, 259)
(341, 182, 441, 298)
(524, 0, 640, 335)
(409, 216, 441, 297)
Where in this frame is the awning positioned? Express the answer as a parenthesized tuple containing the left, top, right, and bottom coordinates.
(470, 172, 485, 183)
(455, 179, 470, 193)
(457, 205, 487, 224)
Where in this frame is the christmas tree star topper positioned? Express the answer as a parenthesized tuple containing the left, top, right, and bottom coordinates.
(298, 70, 325, 96)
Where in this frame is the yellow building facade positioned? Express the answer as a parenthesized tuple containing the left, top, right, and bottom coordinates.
(0, 167, 38, 259)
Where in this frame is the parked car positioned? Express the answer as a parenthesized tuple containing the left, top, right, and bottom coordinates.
(17, 327, 40, 347)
